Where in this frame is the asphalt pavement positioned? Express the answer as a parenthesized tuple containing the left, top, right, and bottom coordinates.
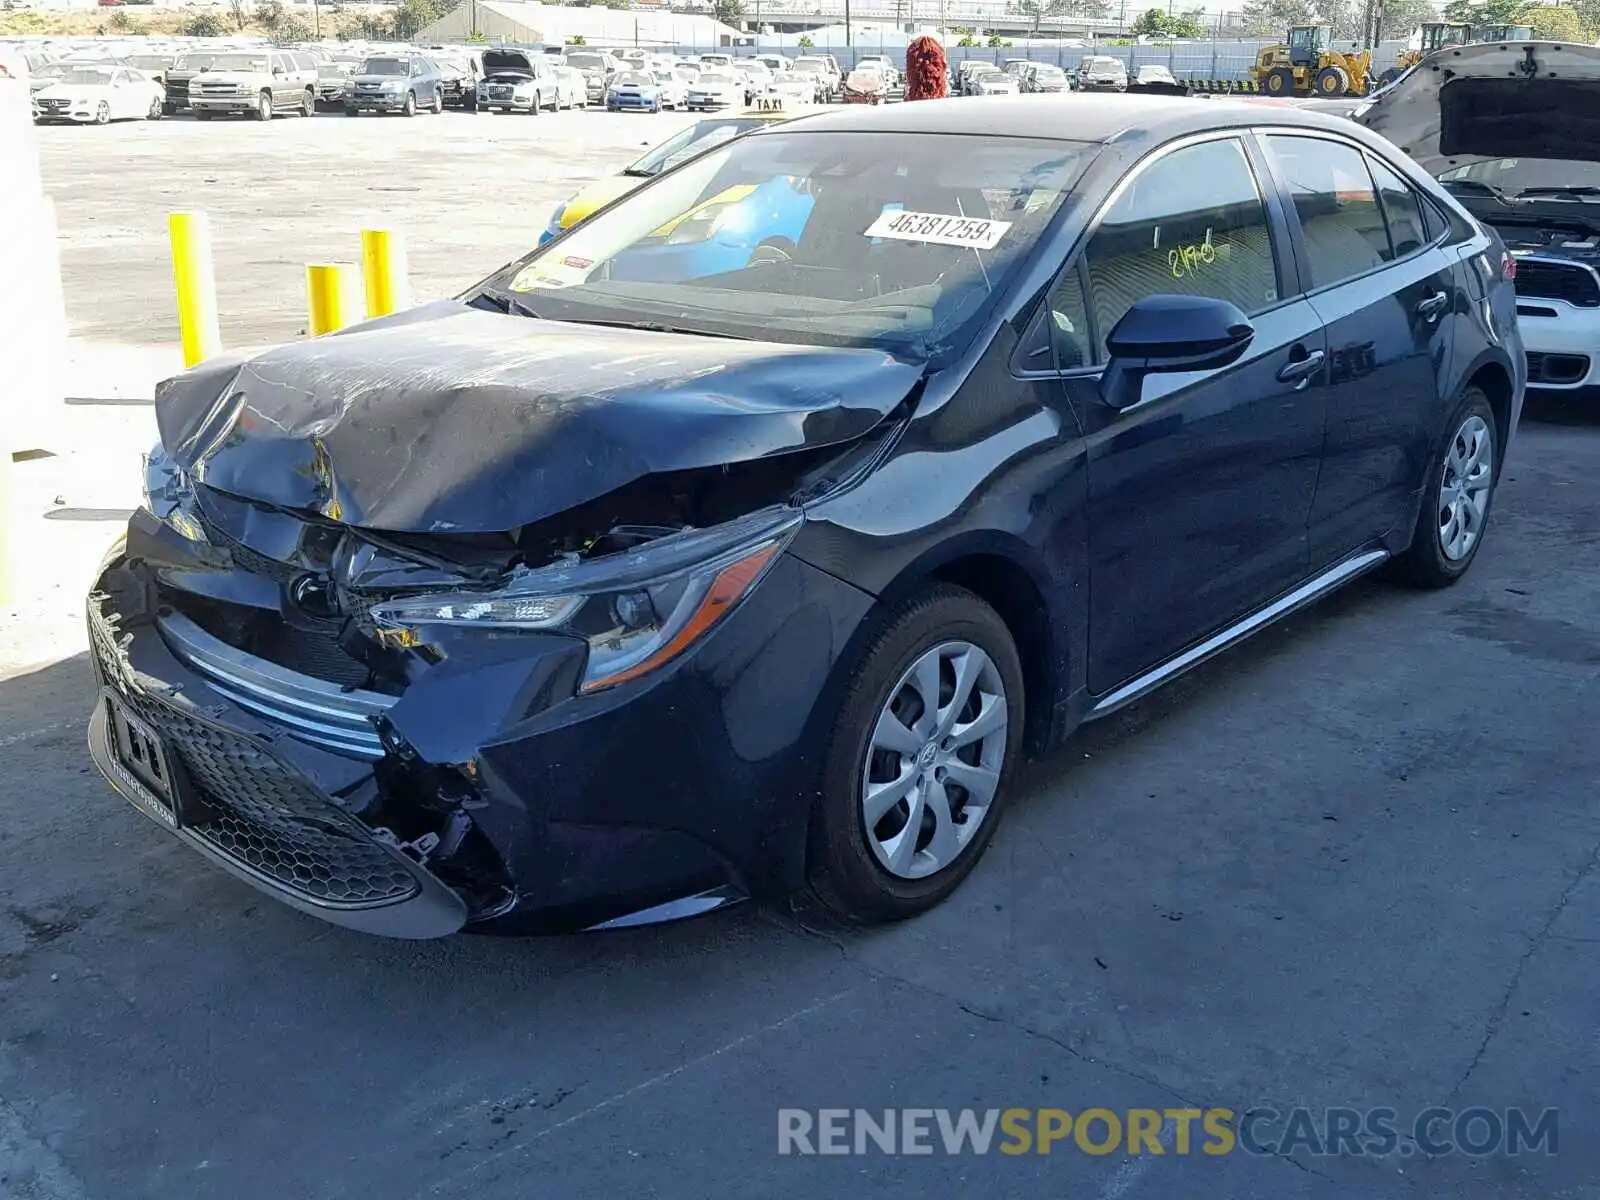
(2, 106, 1597, 1200)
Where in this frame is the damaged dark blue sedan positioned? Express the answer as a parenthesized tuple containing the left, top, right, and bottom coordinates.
(88, 96, 1524, 937)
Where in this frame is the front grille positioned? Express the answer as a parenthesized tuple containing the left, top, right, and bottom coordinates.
(166, 78, 190, 99)
(1513, 257, 1600, 307)
(38, 98, 68, 110)
(90, 600, 419, 909)
(1526, 351, 1591, 386)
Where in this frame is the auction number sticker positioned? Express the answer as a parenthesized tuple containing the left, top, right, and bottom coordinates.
(863, 209, 1012, 250)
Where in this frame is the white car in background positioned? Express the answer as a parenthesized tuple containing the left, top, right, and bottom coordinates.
(1356, 40, 1600, 400)
(972, 66, 1020, 96)
(653, 69, 688, 109)
(855, 54, 900, 88)
(1134, 64, 1178, 87)
(32, 65, 165, 124)
(684, 70, 741, 110)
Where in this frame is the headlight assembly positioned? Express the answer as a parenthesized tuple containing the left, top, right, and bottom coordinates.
(367, 506, 801, 693)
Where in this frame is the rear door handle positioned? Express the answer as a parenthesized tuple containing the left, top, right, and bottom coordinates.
(1276, 349, 1325, 389)
(1416, 291, 1450, 320)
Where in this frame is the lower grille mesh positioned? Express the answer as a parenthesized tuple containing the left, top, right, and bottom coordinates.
(90, 599, 419, 909)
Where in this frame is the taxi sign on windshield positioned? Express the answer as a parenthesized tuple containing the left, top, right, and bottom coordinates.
(863, 209, 1011, 251)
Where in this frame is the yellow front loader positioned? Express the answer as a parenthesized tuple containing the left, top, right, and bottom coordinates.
(1381, 22, 1473, 85)
(1250, 25, 1374, 98)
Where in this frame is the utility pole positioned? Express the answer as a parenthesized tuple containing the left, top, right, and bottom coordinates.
(312, 0, 320, 38)
(845, 0, 852, 46)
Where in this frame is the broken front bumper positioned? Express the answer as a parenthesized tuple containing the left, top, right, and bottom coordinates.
(85, 531, 873, 937)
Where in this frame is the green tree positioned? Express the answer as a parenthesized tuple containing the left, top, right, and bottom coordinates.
(1239, 0, 1315, 37)
(566, 33, 586, 44)
(107, 7, 132, 29)
(1130, 6, 1205, 35)
(797, 32, 813, 48)
(391, 0, 444, 38)
(986, 32, 1010, 43)
(1375, 0, 1437, 39)
(183, 10, 225, 35)
(1441, 0, 1519, 22)
(1514, 0, 1585, 37)
(274, 12, 310, 39)
(712, 0, 744, 26)
(254, 0, 284, 29)
(957, 32, 977, 44)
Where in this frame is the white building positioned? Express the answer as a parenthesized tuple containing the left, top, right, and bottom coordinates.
(415, 1, 743, 48)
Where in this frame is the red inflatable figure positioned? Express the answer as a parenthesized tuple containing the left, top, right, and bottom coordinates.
(904, 35, 948, 102)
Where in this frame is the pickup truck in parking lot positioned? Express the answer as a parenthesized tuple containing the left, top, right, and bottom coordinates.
(189, 50, 317, 120)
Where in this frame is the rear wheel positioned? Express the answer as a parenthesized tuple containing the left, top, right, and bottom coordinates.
(1314, 65, 1350, 96)
(344, 105, 358, 116)
(194, 109, 213, 120)
(1263, 66, 1294, 96)
(805, 585, 1024, 925)
(1397, 389, 1499, 587)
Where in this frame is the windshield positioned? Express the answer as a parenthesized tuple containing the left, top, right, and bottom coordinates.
(697, 72, 733, 84)
(361, 58, 408, 76)
(616, 72, 653, 86)
(566, 53, 607, 70)
(127, 55, 169, 69)
(1440, 158, 1600, 198)
(1034, 66, 1066, 79)
(318, 64, 350, 79)
(793, 61, 825, 74)
(627, 118, 763, 175)
(58, 68, 114, 85)
(207, 55, 270, 72)
(484, 131, 1094, 362)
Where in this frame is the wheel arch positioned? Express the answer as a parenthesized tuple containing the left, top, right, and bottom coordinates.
(857, 532, 1069, 756)
(1464, 358, 1514, 459)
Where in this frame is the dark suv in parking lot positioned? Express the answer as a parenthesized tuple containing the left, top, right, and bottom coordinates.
(88, 97, 1522, 939)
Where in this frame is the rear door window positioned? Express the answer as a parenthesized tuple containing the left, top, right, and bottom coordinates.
(1262, 135, 1390, 288)
(1366, 154, 1432, 259)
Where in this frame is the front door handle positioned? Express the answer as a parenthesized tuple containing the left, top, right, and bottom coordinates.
(1416, 291, 1450, 321)
(1276, 349, 1325, 390)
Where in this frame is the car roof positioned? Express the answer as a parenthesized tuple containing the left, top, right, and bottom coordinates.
(767, 93, 1371, 147)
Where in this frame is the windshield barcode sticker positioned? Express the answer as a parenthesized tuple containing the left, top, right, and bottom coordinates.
(863, 210, 1012, 250)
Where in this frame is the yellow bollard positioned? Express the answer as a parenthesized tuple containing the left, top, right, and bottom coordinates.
(306, 262, 360, 337)
(168, 212, 222, 368)
(360, 228, 411, 319)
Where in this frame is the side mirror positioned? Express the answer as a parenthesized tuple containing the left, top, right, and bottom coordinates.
(273, 67, 285, 77)
(1099, 294, 1254, 410)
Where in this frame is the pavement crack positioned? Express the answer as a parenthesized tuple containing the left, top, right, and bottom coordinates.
(1277, 1149, 1337, 1184)
(1447, 836, 1600, 1102)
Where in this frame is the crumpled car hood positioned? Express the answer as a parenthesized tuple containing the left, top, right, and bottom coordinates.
(1356, 41, 1600, 176)
(156, 300, 918, 534)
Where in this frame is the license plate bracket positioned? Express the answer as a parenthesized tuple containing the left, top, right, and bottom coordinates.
(103, 691, 182, 829)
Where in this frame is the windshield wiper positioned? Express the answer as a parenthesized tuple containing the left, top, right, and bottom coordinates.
(469, 289, 541, 319)
(1443, 179, 1506, 200)
(620, 167, 656, 178)
(565, 316, 753, 340)
(1518, 185, 1600, 199)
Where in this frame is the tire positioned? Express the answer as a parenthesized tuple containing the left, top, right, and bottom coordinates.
(95, 101, 110, 125)
(1378, 67, 1400, 87)
(402, 91, 416, 117)
(161, 101, 175, 115)
(1314, 65, 1349, 96)
(301, 89, 314, 117)
(255, 91, 272, 121)
(1264, 67, 1294, 96)
(805, 585, 1025, 925)
(432, 89, 443, 114)
(194, 109, 213, 120)
(147, 96, 163, 120)
(1396, 390, 1499, 588)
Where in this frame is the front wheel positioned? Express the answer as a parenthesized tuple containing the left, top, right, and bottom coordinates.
(805, 585, 1024, 925)
(402, 91, 417, 117)
(344, 105, 358, 116)
(301, 88, 314, 117)
(1397, 389, 1499, 587)
(147, 96, 163, 120)
(255, 91, 273, 121)
(431, 89, 443, 114)
(95, 101, 110, 124)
